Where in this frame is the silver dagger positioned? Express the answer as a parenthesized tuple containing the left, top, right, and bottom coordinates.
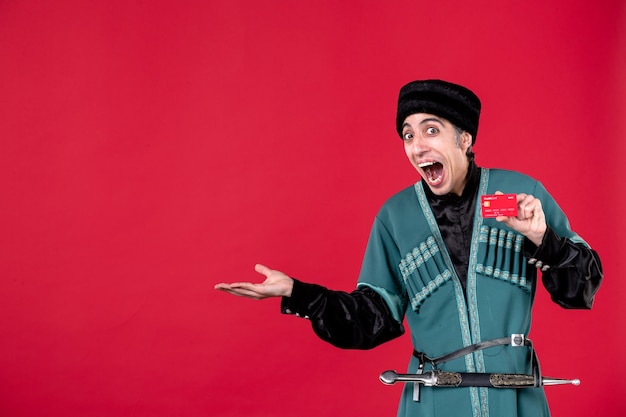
(380, 370, 580, 388)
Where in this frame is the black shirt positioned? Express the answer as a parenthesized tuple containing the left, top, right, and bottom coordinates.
(422, 161, 481, 292)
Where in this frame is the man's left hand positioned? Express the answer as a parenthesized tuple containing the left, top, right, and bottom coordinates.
(495, 191, 547, 246)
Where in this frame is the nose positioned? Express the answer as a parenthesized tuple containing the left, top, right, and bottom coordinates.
(409, 137, 428, 156)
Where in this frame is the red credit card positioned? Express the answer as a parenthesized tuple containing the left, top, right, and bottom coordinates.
(481, 194, 518, 218)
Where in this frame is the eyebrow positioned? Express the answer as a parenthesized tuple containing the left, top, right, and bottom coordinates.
(402, 117, 444, 131)
(419, 117, 444, 126)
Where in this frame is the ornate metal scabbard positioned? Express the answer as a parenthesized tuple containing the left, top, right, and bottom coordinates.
(380, 370, 580, 388)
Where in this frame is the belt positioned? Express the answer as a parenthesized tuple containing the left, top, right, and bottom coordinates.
(379, 334, 580, 400)
(410, 334, 540, 400)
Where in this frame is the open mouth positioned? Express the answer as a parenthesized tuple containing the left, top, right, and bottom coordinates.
(418, 161, 444, 185)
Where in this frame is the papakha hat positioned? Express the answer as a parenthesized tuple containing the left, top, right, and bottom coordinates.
(396, 79, 481, 144)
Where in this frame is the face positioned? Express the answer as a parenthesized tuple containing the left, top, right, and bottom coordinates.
(401, 113, 472, 196)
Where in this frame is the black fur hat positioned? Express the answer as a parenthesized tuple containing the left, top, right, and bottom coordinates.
(396, 79, 481, 144)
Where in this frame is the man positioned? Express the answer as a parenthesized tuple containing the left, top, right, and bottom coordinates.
(215, 80, 603, 417)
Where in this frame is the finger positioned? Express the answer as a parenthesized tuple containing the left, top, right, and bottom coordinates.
(515, 193, 529, 216)
(220, 287, 265, 300)
(255, 263, 272, 277)
(531, 198, 543, 214)
(215, 282, 257, 292)
(516, 193, 528, 202)
(521, 197, 540, 219)
(221, 282, 258, 290)
(216, 283, 266, 299)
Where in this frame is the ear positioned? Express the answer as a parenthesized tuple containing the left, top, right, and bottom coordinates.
(460, 131, 473, 149)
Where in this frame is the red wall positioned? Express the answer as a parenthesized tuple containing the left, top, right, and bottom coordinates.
(1, 1, 624, 416)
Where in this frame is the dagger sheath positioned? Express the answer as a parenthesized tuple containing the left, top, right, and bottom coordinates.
(380, 370, 580, 388)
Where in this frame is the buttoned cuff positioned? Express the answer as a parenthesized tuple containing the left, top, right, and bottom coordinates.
(523, 226, 564, 271)
(280, 278, 327, 319)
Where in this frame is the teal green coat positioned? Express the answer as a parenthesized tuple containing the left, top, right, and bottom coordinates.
(357, 169, 587, 417)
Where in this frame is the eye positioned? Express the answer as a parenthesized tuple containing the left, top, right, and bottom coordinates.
(426, 127, 439, 135)
(403, 132, 414, 141)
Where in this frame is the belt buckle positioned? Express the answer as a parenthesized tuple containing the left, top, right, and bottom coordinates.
(511, 334, 525, 347)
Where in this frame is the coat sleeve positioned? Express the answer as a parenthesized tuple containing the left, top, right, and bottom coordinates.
(280, 279, 405, 349)
(523, 181, 604, 309)
(524, 227, 603, 309)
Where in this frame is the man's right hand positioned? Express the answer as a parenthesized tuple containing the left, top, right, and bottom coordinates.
(214, 264, 294, 300)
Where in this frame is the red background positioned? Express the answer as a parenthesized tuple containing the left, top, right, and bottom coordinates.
(1, 1, 625, 416)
